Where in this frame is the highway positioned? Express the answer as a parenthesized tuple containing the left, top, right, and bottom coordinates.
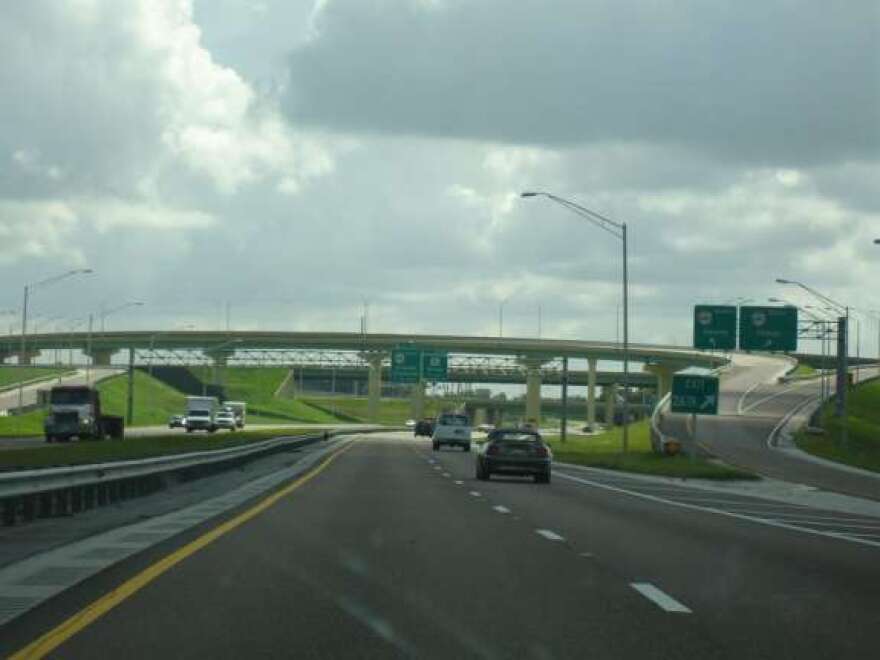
(2, 432, 879, 658)
(660, 354, 880, 500)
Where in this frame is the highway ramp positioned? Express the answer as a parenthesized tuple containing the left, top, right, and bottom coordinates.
(1, 433, 879, 658)
(660, 353, 880, 500)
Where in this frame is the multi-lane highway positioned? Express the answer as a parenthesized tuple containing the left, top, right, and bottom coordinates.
(660, 353, 880, 500)
(2, 432, 879, 658)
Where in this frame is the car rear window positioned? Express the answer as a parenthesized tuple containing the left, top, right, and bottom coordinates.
(439, 415, 469, 426)
(493, 432, 540, 443)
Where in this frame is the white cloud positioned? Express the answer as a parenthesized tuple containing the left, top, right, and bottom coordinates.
(0, 200, 83, 265)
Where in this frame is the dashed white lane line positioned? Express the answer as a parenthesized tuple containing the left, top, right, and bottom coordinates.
(442, 472, 451, 478)
(630, 583, 692, 613)
(535, 529, 565, 542)
(492, 505, 511, 514)
(433, 466, 442, 471)
(469, 491, 482, 497)
(454, 480, 464, 485)
(579, 552, 594, 558)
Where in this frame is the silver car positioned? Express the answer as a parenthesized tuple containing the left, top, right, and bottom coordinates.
(214, 411, 237, 431)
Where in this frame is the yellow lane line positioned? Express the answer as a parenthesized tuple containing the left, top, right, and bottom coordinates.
(11, 441, 355, 659)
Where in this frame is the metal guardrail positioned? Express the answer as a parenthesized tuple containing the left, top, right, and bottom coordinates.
(0, 426, 399, 526)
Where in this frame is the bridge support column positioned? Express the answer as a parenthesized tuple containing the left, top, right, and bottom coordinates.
(14, 350, 41, 366)
(522, 358, 545, 426)
(409, 381, 426, 420)
(86, 348, 115, 367)
(365, 352, 385, 423)
(587, 358, 597, 427)
(604, 383, 617, 426)
(643, 364, 675, 399)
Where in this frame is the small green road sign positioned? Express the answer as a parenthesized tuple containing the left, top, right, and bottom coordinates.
(739, 306, 798, 352)
(422, 351, 448, 382)
(671, 374, 719, 415)
(693, 305, 737, 350)
(390, 348, 421, 383)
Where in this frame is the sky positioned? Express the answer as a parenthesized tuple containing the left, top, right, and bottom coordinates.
(1, 0, 878, 356)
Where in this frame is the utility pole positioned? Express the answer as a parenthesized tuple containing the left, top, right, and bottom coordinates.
(126, 347, 135, 424)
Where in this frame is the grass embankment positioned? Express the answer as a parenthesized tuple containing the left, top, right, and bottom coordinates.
(0, 371, 188, 437)
(221, 368, 340, 424)
(794, 378, 880, 473)
(792, 364, 816, 377)
(0, 367, 71, 389)
(538, 420, 757, 480)
(0, 427, 321, 470)
(304, 396, 446, 425)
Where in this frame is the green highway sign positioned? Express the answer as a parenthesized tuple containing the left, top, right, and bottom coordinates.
(739, 306, 798, 352)
(390, 347, 421, 383)
(693, 305, 737, 350)
(390, 347, 449, 383)
(422, 351, 448, 381)
(671, 374, 719, 415)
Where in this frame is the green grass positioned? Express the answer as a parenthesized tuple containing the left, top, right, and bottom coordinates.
(303, 396, 448, 425)
(0, 367, 71, 389)
(0, 371, 189, 436)
(793, 364, 816, 376)
(0, 427, 323, 470)
(220, 368, 340, 424)
(794, 378, 880, 473)
(541, 420, 757, 480)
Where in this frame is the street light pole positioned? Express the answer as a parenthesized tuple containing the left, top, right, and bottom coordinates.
(18, 268, 93, 415)
(521, 191, 631, 453)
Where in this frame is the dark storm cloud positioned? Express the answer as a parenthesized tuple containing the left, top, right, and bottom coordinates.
(284, 0, 879, 166)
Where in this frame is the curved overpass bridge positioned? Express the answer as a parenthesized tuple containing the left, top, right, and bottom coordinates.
(1, 331, 726, 424)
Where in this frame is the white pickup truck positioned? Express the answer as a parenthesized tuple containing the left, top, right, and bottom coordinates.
(432, 412, 472, 452)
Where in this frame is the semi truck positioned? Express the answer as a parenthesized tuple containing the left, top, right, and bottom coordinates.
(43, 385, 124, 443)
(185, 396, 219, 433)
(223, 401, 247, 428)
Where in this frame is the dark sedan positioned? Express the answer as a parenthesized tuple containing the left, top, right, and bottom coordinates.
(476, 429, 552, 483)
(414, 418, 435, 437)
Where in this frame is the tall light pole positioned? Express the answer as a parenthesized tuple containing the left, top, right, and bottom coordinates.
(776, 278, 849, 420)
(498, 296, 510, 338)
(18, 268, 93, 415)
(522, 191, 631, 453)
(100, 301, 144, 332)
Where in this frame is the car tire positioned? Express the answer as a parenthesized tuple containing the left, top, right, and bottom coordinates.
(432, 442, 439, 451)
(535, 470, 551, 484)
(476, 463, 487, 480)
(45, 435, 53, 443)
(463, 444, 471, 452)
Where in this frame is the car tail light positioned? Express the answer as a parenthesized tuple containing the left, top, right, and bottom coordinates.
(487, 444, 500, 456)
(534, 445, 548, 458)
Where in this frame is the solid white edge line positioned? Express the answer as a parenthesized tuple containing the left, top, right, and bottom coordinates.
(535, 529, 565, 541)
(555, 472, 880, 549)
(631, 583, 692, 613)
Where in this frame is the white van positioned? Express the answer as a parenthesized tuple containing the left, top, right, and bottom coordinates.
(432, 412, 472, 452)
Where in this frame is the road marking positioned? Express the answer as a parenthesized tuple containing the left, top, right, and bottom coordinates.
(741, 379, 817, 415)
(630, 583, 692, 613)
(454, 480, 464, 485)
(469, 491, 482, 497)
(535, 529, 565, 542)
(492, 505, 511, 514)
(579, 552, 594, 558)
(433, 466, 442, 470)
(9, 441, 356, 660)
(442, 472, 451, 478)
(556, 471, 880, 549)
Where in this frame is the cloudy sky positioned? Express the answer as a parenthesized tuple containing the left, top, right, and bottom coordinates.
(1, 0, 878, 353)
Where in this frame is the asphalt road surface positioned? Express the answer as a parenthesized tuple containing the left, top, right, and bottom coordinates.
(2, 433, 879, 659)
(660, 354, 880, 500)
